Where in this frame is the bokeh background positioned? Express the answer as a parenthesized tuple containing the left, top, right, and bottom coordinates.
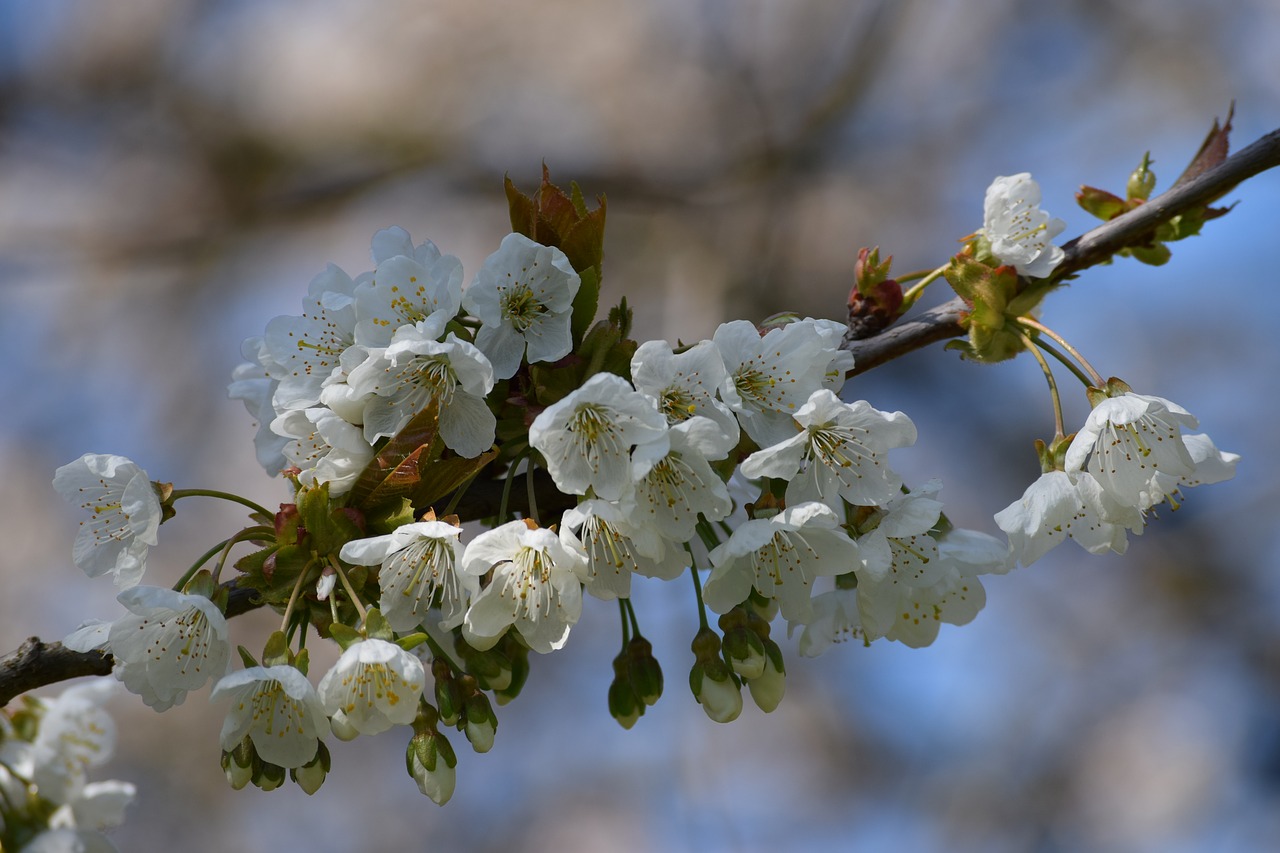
(2, 1, 1279, 851)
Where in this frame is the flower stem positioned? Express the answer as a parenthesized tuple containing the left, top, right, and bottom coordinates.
(1015, 317, 1105, 386)
(1032, 337, 1094, 389)
(498, 450, 529, 524)
(618, 600, 632, 646)
(524, 458, 541, 526)
(686, 544, 710, 631)
(280, 565, 310, 634)
(329, 556, 368, 624)
(900, 264, 949, 312)
(168, 488, 273, 519)
(1016, 329, 1065, 439)
(442, 471, 481, 517)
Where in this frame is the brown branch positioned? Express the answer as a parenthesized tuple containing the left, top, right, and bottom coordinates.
(0, 638, 113, 707)
(846, 124, 1280, 376)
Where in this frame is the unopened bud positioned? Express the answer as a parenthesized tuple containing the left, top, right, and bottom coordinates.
(290, 742, 330, 795)
(1127, 153, 1157, 201)
(407, 730, 458, 806)
(463, 692, 498, 753)
(254, 760, 286, 792)
(221, 739, 255, 791)
(626, 636, 663, 707)
(747, 643, 786, 713)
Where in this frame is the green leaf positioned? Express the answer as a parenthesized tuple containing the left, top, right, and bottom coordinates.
(570, 265, 602, 348)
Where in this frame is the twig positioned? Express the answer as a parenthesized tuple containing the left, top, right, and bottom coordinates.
(846, 125, 1280, 376)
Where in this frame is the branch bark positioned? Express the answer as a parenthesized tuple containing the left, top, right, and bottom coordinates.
(846, 124, 1280, 376)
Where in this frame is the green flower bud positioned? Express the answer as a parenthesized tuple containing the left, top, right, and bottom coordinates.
(290, 742, 330, 795)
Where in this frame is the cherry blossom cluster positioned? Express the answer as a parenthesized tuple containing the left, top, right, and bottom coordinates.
(40, 156, 1241, 814)
(0, 682, 134, 851)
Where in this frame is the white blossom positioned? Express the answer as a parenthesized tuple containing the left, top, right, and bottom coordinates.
(53, 454, 162, 589)
(340, 520, 475, 631)
(107, 586, 230, 712)
(345, 327, 496, 456)
(273, 407, 376, 496)
(561, 499, 689, 600)
(317, 639, 425, 739)
(1064, 392, 1199, 508)
(529, 372, 668, 501)
(995, 470, 1143, 566)
(981, 172, 1066, 278)
(713, 319, 833, 447)
(462, 233, 580, 379)
(623, 416, 734, 542)
(797, 587, 862, 657)
(703, 502, 860, 623)
(262, 263, 358, 411)
(31, 681, 118, 806)
(461, 521, 588, 654)
(228, 336, 290, 476)
(1147, 432, 1240, 509)
(352, 247, 463, 347)
(739, 389, 916, 511)
(211, 666, 330, 769)
(630, 338, 739, 438)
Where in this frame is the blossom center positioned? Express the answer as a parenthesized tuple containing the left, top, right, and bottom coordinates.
(500, 285, 547, 332)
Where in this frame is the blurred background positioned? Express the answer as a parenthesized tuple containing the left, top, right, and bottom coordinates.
(2, 1, 1279, 850)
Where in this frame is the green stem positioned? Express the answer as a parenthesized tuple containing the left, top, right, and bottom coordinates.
(421, 621, 465, 671)
(1015, 317, 1104, 386)
(1033, 337, 1094, 389)
(525, 457, 541, 526)
(1016, 328, 1065, 439)
(900, 264, 948, 312)
(686, 544, 710, 631)
(329, 556, 368, 623)
(280, 566, 310, 634)
(442, 471, 481, 517)
(618, 600, 631, 646)
(498, 449, 529, 524)
(168, 488, 273, 519)
(623, 598, 643, 638)
(172, 539, 233, 592)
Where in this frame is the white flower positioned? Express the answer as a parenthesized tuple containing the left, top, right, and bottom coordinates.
(211, 665, 330, 768)
(273, 407, 376, 497)
(859, 562, 987, 648)
(262, 263, 358, 411)
(630, 339, 739, 438)
(797, 587, 862, 657)
(53, 454, 162, 589)
(808, 317, 856, 391)
(461, 520, 588, 654)
(317, 639, 425, 739)
(703, 502, 860, 623)
(980, 172, 1066, 278)
(623, 416, 734, 542)
(1148, 432, 1240, 509)
(529, 373, 668, 500)
(937, 527, 1015, 577)
(691, 668, 742, 724)
(561, 499, 690, 600)
(853, 483, 945, 585)
(228, 336, 290, 476)
(22, 828, 118, 853)
(1064, 392, 1199, 508)
(369, 225, 445, 267)
(107, 586, 230, 712)
(31, 681, 118, 805)
(340, 520, 475, 632)
(713, 319, 833, 447)
(995, 470, 1143, 566)
(346, 327, 496, 456)
(739, 389, 916, 510)
(352, 247, 463, 347)
(462, 233, 581, 379)
(57, 779, 136, 832)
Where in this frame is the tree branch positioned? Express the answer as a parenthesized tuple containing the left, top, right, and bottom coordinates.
(846, 124, 1280, 376)
(5, 123, 1280, 707)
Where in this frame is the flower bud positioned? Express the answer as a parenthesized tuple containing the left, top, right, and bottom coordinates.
(1075, 185, 1127, 221)
(720, 623, 766, 680)
(625, 636, 663, 707)
(1127, 153, 1157, 201)
(747, 643, 786, 713)
(463, 692, 498, 753)
(434, 661, 464, 727)
(290, 742, 330, 795)
(407, 730, 458, 806)
(690, 661, 743, 724)
(221, 739, 255, 791)
(608, 663, 642, 731)
(254, 760, 286, 792)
